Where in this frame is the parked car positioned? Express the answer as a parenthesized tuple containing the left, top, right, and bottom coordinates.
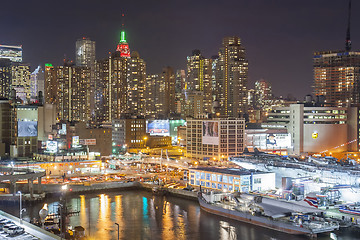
(3, 223, 16, 233)
(0, 220, 13, 230)
(8, 226, 24, 236)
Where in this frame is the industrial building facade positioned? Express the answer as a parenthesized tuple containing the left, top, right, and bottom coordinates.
(266, 103, 359, 155)
(189, 167, 275, 192)
(186, 118, 245, 161)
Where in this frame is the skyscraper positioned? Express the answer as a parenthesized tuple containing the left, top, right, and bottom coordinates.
(95, 44, 128, 123)
(0, 45, 22, 62)
(313, 0, 360, 106)
(44, 63, 56, 105)
(30, 66, 45, 101)
(186, 50, 213, 115)
(76, 38, 96, 117)
(313, 51, 360, 106)
(95, 30, 147, 123)
(255, 79, 273, 109)
(161, 66, 175, 118)
(54, 61, 91, 122)
(175, 70, 186, 115)
(127, 51, 146, 116)
(145, 74, 160, 118)
(76, 38, 96, 67)
(11, 62, 31, 103)
(215, 37, 248, 117)
(0, 59, 12, 99)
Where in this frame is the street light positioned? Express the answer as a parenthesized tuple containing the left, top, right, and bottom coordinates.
(115, 222, 119, 240)
(17, 191, 26, 224)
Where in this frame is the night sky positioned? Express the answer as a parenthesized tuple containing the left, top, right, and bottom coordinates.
(1, 0, 358, 99)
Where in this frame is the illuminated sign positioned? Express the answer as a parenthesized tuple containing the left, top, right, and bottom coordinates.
(312, 132, 318, 139)
(80, 139, 97, 145)
(46, 141, 58, 153)
(18, 121, 38, 137)
(72, 136, 80, 147)
(147, 120, 170, 136)
(58, 123, 66, 135)
(247, 133, 292, 150)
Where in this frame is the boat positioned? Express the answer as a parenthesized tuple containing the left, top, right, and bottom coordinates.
(198, 192, 339, 237)
(339, 205, 360, 215)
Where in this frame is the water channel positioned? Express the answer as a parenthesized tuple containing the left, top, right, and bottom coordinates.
(1, 190, 359, 240)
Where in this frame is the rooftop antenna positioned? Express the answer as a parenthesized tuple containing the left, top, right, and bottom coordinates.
(120, 13, 126, 43)
(345, 0, 352, 52)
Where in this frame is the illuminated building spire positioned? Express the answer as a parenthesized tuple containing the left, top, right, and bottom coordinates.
(345, 0, 352, 52)
(116, 13, 130, 57)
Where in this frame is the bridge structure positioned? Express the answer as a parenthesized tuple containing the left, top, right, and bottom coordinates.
(0, 165, 46, 199)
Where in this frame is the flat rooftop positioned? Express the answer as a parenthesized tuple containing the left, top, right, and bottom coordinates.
(189, 167, 270, 176)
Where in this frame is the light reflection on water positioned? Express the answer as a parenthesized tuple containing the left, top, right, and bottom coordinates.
(1, 190, 358, 240)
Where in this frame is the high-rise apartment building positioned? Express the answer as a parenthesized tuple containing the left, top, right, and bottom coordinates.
(161, 67, 175, 118)
(95, 52, 128, 123)
(0, 59, 12, 99)
(255, 79, 273, 109)
(186, 50, 213, 115)
(11, 63, 31, 103)
(127, 51, 146, 116)
(0, 99, 16, 157)
(55, 61, 91, 122)
(76, 38, 96, 117)
(145, 74, 159, 118)
(0, 45, 22, 62)
(215, 37, 248, 117)
(44, 63, 57, 105)
(313, 51, 360, 106)
(313, 1, 360, 107)
(144, 67, 175, 119)
(175, 70, 186, 115)
(30, 66, 45, 101)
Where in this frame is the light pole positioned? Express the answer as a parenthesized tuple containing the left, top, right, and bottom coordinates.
(115, 222, 119, 240)
(17, 191, 26, 224)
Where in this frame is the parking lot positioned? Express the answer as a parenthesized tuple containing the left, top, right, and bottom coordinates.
(0, 217, 39, 240)
(0, 230, 38, 240)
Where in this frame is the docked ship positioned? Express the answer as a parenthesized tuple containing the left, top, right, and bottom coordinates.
(339, 204, 360, 216)
(198, 191, 339, 237)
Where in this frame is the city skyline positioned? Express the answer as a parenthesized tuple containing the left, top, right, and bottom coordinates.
(1, 1, 358, 99)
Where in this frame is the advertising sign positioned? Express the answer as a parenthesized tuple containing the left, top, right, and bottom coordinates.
(18, 121, 38, 137)
(147, 120, 170, 136)
(72, 136, 80, 146)
(46, 141, 58, 153)
(248, 133, 292, 150)
(80, 139, 97, 145)
(265, 133, 292, 148)
(202, 121, 219, 145)
(59, 123, 67, 135)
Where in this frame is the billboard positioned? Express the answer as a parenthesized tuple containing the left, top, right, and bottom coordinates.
(80, 139, 97, 145)
(72, 136, 80, 146)
(58, 123, 67, 135)
(18, 121, 38, 137)
(248, 133, 292, 150)
(46, 141, 58, 153)
(202, 121, 219, 145)
(147, 120, 170, 136)
(265, 133, 291, 148)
